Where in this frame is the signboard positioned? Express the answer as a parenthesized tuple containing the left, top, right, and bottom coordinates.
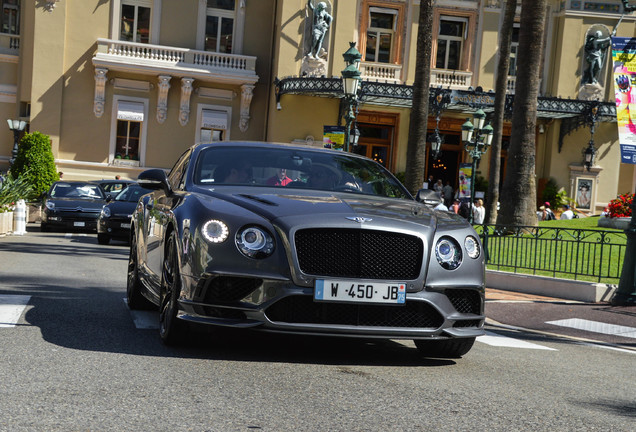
(611, 36, 636, 164)
(458, 163, 472, 199)
(323, 126, 345, 150)
(450, 90, 495, 108)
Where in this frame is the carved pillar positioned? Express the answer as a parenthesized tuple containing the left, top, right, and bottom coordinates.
(93, 68, 108, 118)
(157, 75, 171, 124)
(179, 77, 194, 126)
(239, 84, 255, 132)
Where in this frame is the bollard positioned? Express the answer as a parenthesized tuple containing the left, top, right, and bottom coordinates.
(12, 199, 27, 236)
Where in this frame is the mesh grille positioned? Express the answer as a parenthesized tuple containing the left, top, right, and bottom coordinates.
(265, 296, 443, 328)
(445, 289, 482, 314)
(295, 228, 423, 279)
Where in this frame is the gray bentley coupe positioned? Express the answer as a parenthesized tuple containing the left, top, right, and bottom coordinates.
(128, 142, 485, 358)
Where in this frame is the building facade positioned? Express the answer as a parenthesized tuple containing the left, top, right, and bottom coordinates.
(1, 0, 635, 215)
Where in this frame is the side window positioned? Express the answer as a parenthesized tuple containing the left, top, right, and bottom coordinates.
(168, 150, 191, 191)
(120, 0, 152, 43)
(110, 97, 148, 167)
(361, 1, 405, 65)
(435, 16, 466, 70)
(205, 0, 235, 53)
(508, 24, 520, 77)
(2, 0, 19, 35)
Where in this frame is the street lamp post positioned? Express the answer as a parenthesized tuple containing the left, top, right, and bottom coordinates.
(7, 119, 27, 167)
(583, 103, 599, 171)
(428, 87, 451, 161)
(341, 42, 361, 152)
(461, 109, 493, 224)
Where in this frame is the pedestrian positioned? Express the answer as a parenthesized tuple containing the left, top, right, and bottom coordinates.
(560, 204, 574, 220)
(472, 198, 485, 224)
(544, 202, 555, 220)
(58, 171, 63, 179)
(537, 205, 547, 221)
(115, 174, 121, 180)
(451, 198, 461, 214)
(442, 181, 454, 207)
(433, 179, 443, 199)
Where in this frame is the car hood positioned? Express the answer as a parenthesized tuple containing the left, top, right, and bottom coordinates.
(46, 197, 105, 210)
(202, 189, 443, 232)
(104, 200, 138, 216)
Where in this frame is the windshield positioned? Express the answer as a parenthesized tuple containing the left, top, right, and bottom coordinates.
(115, 185, 152, 202)
(50, 183, 105, 199)
(192, 146, 410, 199)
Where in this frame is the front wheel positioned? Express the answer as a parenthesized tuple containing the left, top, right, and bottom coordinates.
(414, 337, 476, 359)
(97, 233, 110, 245)
(159, 232, 187, 345)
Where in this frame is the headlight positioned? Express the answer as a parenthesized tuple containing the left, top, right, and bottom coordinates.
(46, 201, 55, 211)
(464, 235, 481, 259)
(435, 236, 462, 270)
(101, 207, 111, 218)
(202, 219, 229, 243)
(236, 226, 275, 259)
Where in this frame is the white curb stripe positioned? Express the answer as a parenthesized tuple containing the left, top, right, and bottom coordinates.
(477, 331, 557, 350)
(546, 318, 636, 339)
(0, 295, 31, 328)
(123, 298, 158, 329)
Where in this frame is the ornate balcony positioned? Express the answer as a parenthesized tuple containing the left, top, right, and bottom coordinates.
(360, 61, 402, 84)
(92, 38, 258, 85)
(430, 69, 473, 90)
(0, 32, 19, 57)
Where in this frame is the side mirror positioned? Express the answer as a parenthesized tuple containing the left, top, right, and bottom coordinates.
(416, 189, 443, 208)
(105, 194, 113, 203)
(138, 169, 172, 195)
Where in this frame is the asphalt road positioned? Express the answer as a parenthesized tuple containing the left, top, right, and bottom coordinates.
(0, 226, 634, 431)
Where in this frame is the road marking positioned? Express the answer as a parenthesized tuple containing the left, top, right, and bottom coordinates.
(0, 295, 31, 328)
(477, 331, 557, 350)
(546, 318, 636, 339)
(123, 299, 158, 329)
(65, 233, 88, 238)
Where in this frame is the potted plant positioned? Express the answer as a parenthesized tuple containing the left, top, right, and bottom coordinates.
(598, 192, 632, 229)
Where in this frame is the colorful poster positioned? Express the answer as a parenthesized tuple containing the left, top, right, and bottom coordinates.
(458, 163, 472, 199)
(323, 126, 345, 150)
(611, 37, 636, 163)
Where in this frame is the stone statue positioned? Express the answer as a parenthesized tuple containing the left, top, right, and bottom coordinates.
(583, 30, 612, 85)
(308, 1, 332, 58)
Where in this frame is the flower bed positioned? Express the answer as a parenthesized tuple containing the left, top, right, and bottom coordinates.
(599, 193, 633, 229)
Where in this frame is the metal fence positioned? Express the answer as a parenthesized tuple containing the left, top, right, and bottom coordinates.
(477, 225, 627, 283)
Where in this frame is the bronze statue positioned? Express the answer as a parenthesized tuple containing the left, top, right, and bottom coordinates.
(308, 1, 332, 59)
(583, 30, 612, 85)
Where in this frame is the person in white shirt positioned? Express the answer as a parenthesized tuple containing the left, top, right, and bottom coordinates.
(472, 198, 485, 224)
(560, 204, 575, 220)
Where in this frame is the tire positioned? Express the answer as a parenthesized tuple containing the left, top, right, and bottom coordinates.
(159, 232, 187, 345)
(97, 233, 110, 245)
(40, 223, 49, 232)
(414, 337, 476, 359)
(126, 234, 155, 310)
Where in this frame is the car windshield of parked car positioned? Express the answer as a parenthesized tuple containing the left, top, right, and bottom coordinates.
(193, 146, 410, 199)
(50, 183, 105, 199)
(115, 185, 151, 202)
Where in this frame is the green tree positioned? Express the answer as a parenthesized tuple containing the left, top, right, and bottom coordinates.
(497, 0, 547, 226)
(485, 0, 516, 224)
(10, 131, 59, 200)
(404, 0, 434, 196)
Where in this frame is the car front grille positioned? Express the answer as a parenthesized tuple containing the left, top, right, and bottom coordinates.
(445, 289, 482, 314)
(265, 296, 443, 328)
(295, 228, 423, 280)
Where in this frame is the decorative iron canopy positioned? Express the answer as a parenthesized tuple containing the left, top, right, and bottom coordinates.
(274, 77, 616, 121)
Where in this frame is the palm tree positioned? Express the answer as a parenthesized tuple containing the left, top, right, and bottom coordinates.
(485, 0, 517, 224)
(404, 0, 434, 196)
(497, 0, 547, 226)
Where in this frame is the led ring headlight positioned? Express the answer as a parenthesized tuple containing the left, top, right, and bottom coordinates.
(464, 235, 481, 259)
(202, 219, 229, 243)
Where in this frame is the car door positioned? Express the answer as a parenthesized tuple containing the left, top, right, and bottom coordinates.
(145, 150, 191, 282)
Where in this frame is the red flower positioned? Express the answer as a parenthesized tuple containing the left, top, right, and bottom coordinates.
(605, 193, 633, 218)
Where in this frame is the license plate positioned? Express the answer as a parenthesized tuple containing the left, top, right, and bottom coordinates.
(121, 223, 131, 229)
(73, 221, 85, 227)
(314, 279, 406, 305)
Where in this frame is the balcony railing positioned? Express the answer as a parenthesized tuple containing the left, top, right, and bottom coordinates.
(0, 32, 19, 55)
(360, 61, 402, 84)
(430, 69, 472, 89)
(507, 76, 516, 94)
(94, 38, 257, 80)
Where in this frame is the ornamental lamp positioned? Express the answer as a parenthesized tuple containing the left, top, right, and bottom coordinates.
(482, 124, 494, 146)
(350, 124, 361, 147)
(341, 63, 361, 96)
(473, 108, 486, 130)
(461, 119, 474, 143)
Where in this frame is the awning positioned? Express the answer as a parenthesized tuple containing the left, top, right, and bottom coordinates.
(117, 101, 144, 121)
(202, 110, 228, 130)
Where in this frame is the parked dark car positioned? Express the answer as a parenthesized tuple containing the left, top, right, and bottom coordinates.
(97, 184, 152, 245)
(41, 181, 107, 232)
(128, 142, 485, 358)
(97, 179, 135, 199)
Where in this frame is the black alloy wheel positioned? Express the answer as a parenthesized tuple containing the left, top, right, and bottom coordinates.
(159, 231, 186, 345)
(126, 233, 154, 310)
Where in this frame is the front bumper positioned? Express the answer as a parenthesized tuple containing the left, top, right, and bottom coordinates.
(176, 274, 485, 340)
(43, 212, 100, 231)
(97, 217, 132, 239)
